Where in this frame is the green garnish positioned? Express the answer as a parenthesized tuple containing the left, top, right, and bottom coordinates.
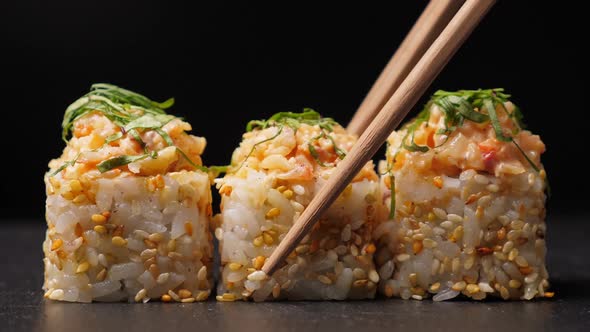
(235, 127, 284, 172)
(389, 172, 396, 219)
(96, 154, 150, 173)
(394, 88, 549, 200)
(62, 83, 173, 143)
(246, 108, 338, 132)
(235, 109, 345, 172)
(53, 83, 227, 176)
(307, 131, 347, 167)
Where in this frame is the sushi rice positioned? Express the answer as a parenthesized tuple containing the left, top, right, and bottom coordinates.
(43, 85, 214, 302)
(214, 111, 384, 301)
(374, 89, 550, 301)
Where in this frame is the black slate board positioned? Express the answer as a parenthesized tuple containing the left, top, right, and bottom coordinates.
(1, 216, 589, 332)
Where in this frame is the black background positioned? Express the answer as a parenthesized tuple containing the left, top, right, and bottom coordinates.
(0, 1, 585, 220)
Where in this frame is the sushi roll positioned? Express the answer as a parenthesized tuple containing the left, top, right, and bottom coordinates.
(214, 110, 383, 301)
(43, 84, 213, 303)
(375, 89, 550, 301)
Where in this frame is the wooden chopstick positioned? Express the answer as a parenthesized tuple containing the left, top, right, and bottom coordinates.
(262, 0, 496, 277)
(347, 0, 464, 137)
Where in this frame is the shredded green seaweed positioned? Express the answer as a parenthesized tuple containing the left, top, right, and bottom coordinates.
(53, 84, 227, 176)
(236, 109, 346, 172)
(246, 108, 338, 133)
(388, 88, 549, 211)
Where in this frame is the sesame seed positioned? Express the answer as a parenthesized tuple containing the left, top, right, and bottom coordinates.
(282, 190, 294, 199)
(507, 230, 523, 241)
(466, 284, 480, 294)
(464, 256, 475, 270)
(365, 243, 376, 254)
(413, 241, 423, 254)
(525, 272, 539, 284)
(353, 279, 368, 287)
(515, 256, 529, 267)
(76, 261, 89, 274)
(502, 241, 514, 254)
(134, 289, 147, 302)
(486, 184, 499, 192)
(69, 180, 83, 192)
(368, 269, 380, 283)
(292, 185, 305, 195)
(228, 262, 243, 271)
(168, 252, 182, 260)
(493, 251, 507, 261)
(452, 226, 464, 241)
(508, 248, 519, 261)
(474, 174, 489, 184)
(73, 194, 87, 204)
(181, 297, 196, 303)
(452, 281, 466, 291)
(478, 282, 494, 293)
(161, 294, 172, 302)
(253, 256, 266, 270)
(263, 232, 274, 245)
(111, 236, 127, 247)
(409, 273, 418, 287)
(214, 228, 224, 240)
(197, 266, 207, 281)
(500, 286, 510, 299)
(451, 258, 460, 273)
(432, 208, 447, 220)
(544, 292, 554, 298)
(276, 185, 287, 192)
(272, 284, 281, 298)
(318, 275, 332, 285)
(167, 239, 176, 252)
(148, 233, 163, 243)
(440, 221, 454, 229)
(295, 244, 309, 255)
(253, 236, 264, 247)
(43, 288, 55, 299)
(396, 254, 410, 262)
(423, 238, 437, 249)
(196, 291, 209, 301)
(91, 214, 107, 224)
(265, 208, 281, 218)
(447, 214, 463, 223)
(49, 289, 64, 301)
(341, 224, 352, 242)
(433, 176, 443, 189)
(178, 289, 192, 299)
(411, 295, 423, 300)
(353, 268, 367, 279)
(157, 272, 170, 284)
(51, 239, 63, 251)
(96, 268, 107, 281)
(167, 290, 181, 302)
(140, 249, 157, 260)
(247, 270, 267, 281)
(429, 282, 441, 292)
(509, 279, 522, 289)
(216, 293, 236, 302)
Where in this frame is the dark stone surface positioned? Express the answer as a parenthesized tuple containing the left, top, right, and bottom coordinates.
(1, 216, 589, 332)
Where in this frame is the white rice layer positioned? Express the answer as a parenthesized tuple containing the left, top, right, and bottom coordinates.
(375, 165, 549, 301)
(216, 169, 382, 301)
(43, 170, 213, 303)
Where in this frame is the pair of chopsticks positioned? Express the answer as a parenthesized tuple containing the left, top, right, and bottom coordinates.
(261, 0, 496, 277)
